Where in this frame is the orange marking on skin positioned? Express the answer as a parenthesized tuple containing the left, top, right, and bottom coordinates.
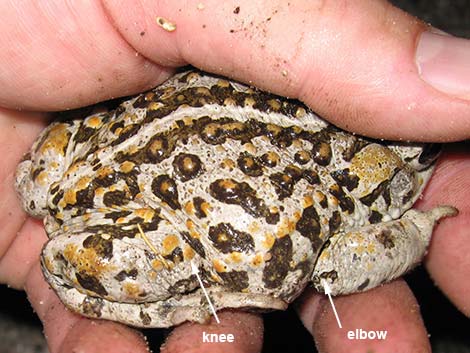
(183, 245, 195, 261)
(35, 170, 49, 186)
(123, 282, 142, 298)
(64, 189, 77, 205)
(162, 235, 180, 255)
(213, 259, 227, 273)
(229, 252, 242, 263)
(262, 233, 275, 249)
(85, 115, 102, 128)
(39, 123, 70, 155)
(63, 243, 114, 277)
(96, 166, 114, 179)
(251, 253, 264, 267)
(184, 201, 195, 215)
(135, 208, 155, 222)
(120, 161, 135, 173)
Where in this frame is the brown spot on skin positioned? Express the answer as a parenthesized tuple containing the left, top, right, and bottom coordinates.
(342, 138, 370, 161)
(359, 180, 389, 206)
(269, 165, 303, 200)
(376, 229, 395, 249)
(357, 278, 370, 291)
(313, 270, 339, 290)
(219, 270, 249, 291)
(269, 173, 294, 200)
(330, 168, 360, 191)
(260, 151, 280, 167)
(329, 184, 355, 214)
(114, 269, 138, 282)
(140, 311, 152, 326)
(76, 272, 108, 296)
(83, 234, 113, 259)
(209, 178, 279, 224)
(209, 223, 255, 254)
(147, 136, 170, 162)
(314, 190, 328, 208)
(295, 150, 311, 165)
(369, 210, 383, 224)
(81, 297, 104, 318)
(402, 189, 415, 205)
(262, 236, 292, 289)
(311, 141, 332, 166)
(328, 211, 341, 235)
(302, 169, 320, 185)
(172, 153, 203, 181)
(151, 175, 181, 210)
(193, 197, 211, 218)
(103, 190, 131, 207)
(296, 205, 324, 252)
(111, 124, 141, 146)
(163, 246, 184, 264)
(168, 276, 198, 295)
(180, 231, 205, 258)
(233, 6, 240, 14)
(237, 152, 263, 177)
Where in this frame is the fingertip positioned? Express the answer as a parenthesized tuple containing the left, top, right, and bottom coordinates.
(58, 320, 148, 353)
(297, 281, 431, 353)
(416, 150, 470, 316)
(162, 310, 263, 353)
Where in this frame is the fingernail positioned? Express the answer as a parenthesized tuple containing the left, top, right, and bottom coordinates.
(416, 31, 470, 100)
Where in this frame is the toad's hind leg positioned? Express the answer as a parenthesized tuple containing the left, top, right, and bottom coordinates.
(312, 206, 457, 295)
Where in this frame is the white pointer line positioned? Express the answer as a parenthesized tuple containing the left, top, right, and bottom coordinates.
(191, 261, 220, 324)
(322, 280, 343, 329)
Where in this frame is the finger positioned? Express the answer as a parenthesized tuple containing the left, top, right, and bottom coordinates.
(3, 1, 470, 141)
(0, 1, 174, 111)
(162, 311, 263, 353)
(22, 222, 149, 353)
(0, 218, 46, 288)
(0, 108, 46, 261)
(296, 280, 431, 353)
(414, 146, 470, 315)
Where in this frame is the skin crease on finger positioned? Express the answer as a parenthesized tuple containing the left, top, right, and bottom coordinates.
(0, 0, 469, 140)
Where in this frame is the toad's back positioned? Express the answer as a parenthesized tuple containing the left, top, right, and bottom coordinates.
(15, 70, 448, 327)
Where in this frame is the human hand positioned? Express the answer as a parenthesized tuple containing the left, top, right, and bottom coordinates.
(0, 1, 469, 353)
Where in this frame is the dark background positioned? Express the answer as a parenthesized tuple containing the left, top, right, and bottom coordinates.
(1, 1, 469, 352)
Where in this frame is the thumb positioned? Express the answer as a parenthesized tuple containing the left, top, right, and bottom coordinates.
(2, 1, 470, 141)
(104, 0, 470, 142)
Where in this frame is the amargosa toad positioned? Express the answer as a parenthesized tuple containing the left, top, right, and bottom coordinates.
(15, 70, 457, 327)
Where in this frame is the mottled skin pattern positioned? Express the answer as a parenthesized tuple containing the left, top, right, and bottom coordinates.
(15, 70, 456, 328)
